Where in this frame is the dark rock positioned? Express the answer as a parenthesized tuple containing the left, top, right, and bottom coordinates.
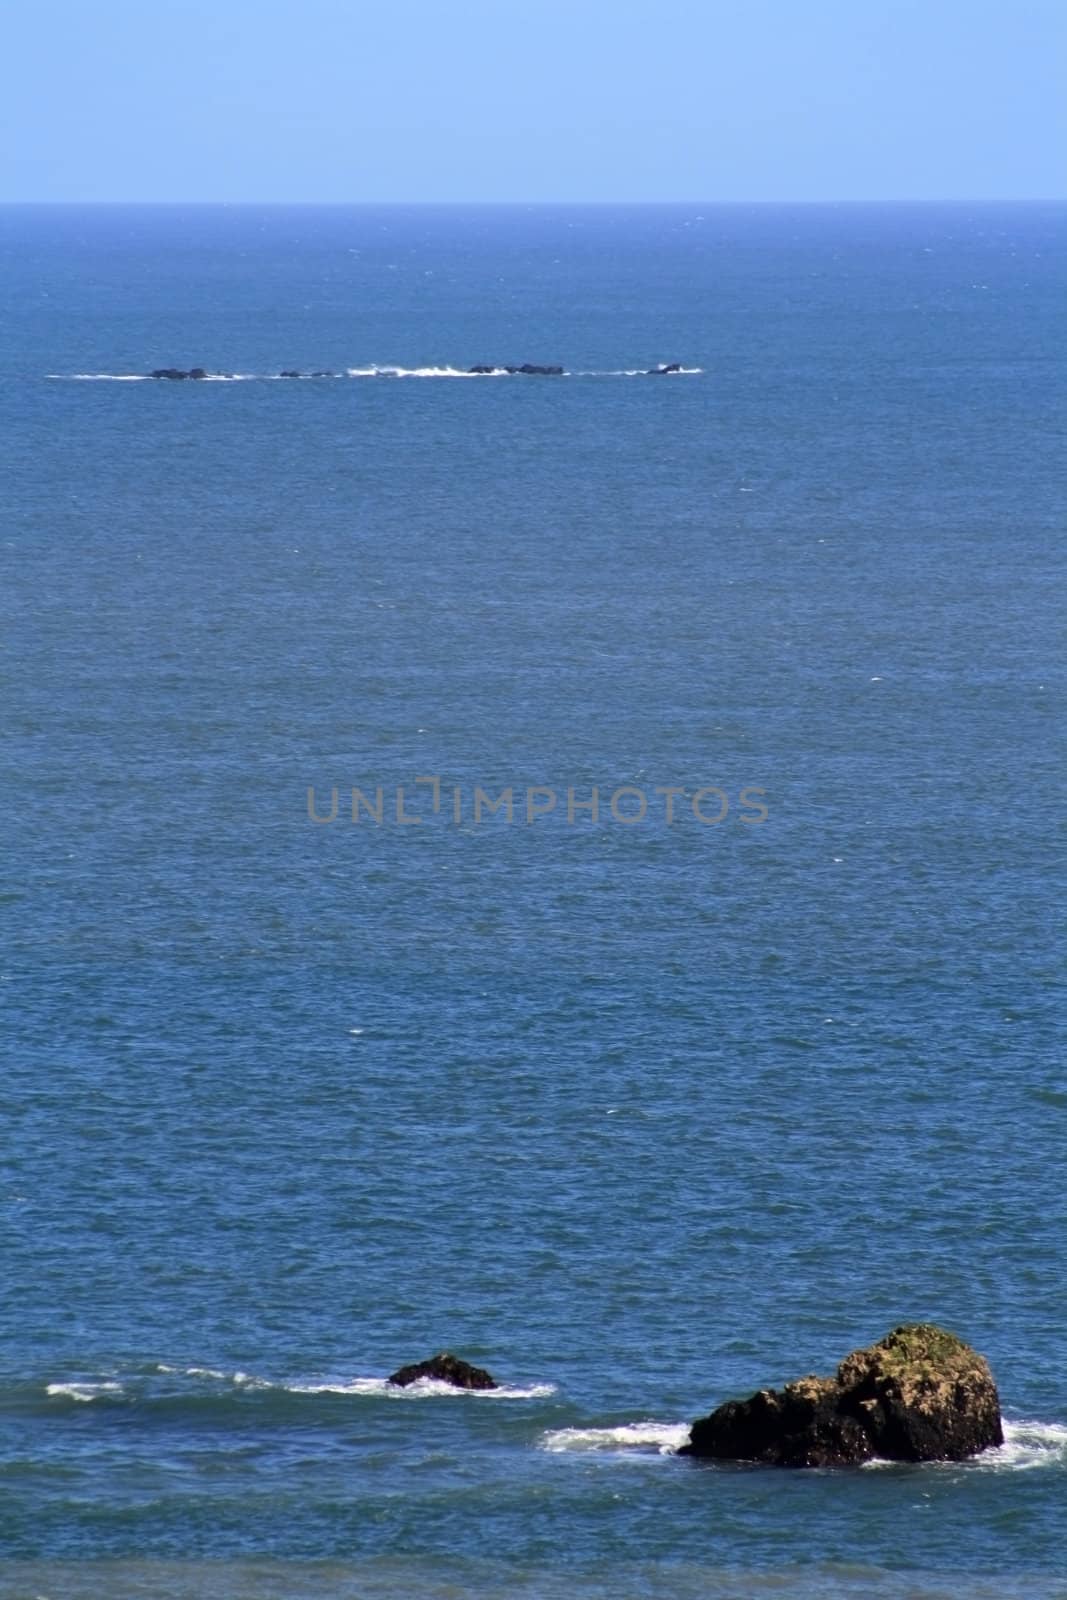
(467, 365, 499, 375)
(187, 368, 208, 380)
(387, 1351, 497, 1390)
(511, 364, 564, 376)
(647, 363, 682, 375)
(685, 1376, 873, 1467)
(681, 1324, 1003, 1468)
(279, 370, 302, 379)
(150, 368, 189, 380)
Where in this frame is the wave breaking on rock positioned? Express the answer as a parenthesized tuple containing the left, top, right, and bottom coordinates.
(50, 363, 703, 382)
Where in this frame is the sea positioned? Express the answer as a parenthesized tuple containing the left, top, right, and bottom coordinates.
(0, 203, 1064, 1598)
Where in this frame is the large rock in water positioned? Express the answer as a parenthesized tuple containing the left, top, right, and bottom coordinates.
(387, 1351, 497, 1390)
(681, 1325, 1003, 1467)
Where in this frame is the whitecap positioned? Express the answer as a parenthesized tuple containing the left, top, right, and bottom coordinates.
(540, 1421, 688, 1454)
(287, 1376, 556, 1399)
(857, 1419, 1067, 1472)
(52, 364, 705, 383)
(152, 1365, 266, 1386)
(345, 365, 502, 379)
(977, 1419, 1067, 1471)
(45, 1382, 123, 1402)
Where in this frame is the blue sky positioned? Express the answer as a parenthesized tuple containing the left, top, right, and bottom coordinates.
(4, 0, 1064, 201)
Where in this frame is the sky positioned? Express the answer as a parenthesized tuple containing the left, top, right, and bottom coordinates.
(3, 0, 1064, 202)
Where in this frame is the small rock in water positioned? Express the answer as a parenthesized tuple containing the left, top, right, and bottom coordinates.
(646, 363, 682, 375)
(387, 1351, 497, 1390)
(680, 1323, 1003, 1467)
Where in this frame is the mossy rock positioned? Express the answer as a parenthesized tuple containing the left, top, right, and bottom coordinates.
(682, 1324, 1003, 1468)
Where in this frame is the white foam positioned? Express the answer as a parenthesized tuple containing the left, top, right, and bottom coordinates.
(52, 365, 704, 383)
(858, 1419, 1067, 1472)
(45, 1382, 123, 1402)
(151, 1365, 264, 1386)
(288, 1376, 556, 1399)
(145, 1365, 552, 1398)
(541, 1417, 1066, 1468)
(540, 1421, 689, 1455)
(978, 1419, 1067, 1471)
(345, 365, 506, 379)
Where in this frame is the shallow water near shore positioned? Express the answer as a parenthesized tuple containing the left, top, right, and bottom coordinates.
(0, 203, 1064, 1595)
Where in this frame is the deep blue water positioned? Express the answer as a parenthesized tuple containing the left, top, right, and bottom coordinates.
(0, 204, 1064, 1598)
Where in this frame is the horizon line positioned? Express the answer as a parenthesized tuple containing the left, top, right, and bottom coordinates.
(1, 196, 1063, 208)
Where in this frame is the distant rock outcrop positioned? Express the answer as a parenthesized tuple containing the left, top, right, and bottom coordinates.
(647, 363, 682, 375)
(681, 1324, 1003, 1467)
(387, 1351, 497, 1390)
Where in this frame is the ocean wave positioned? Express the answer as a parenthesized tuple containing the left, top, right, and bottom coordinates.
(853, 1420, 1067, 1473)
(288, 1376, 556, 1400)
(52, 373, 261, 383)
(152, 1365, 264, 1386)
(44, 1382, 124, 1403)
(346, 365, 507, 378)
(540, 1421, 689, 1455)
(52, 373, 153, 381)
(958, 1419, 1067, 1472)
(37, 1366, 555, 1407)
(540, 1417, 1067, 1469)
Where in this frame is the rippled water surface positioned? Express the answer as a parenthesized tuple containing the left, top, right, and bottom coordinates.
(0, 204, 1064, 1596)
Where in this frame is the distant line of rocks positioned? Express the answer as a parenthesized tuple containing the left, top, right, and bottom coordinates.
(148, 367, 339, 380)
(147, 362, 685, 380)
(389, 1325, 1004, 1469)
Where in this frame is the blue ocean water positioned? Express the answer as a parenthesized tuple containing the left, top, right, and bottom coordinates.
(0, 204, 1064, 1598)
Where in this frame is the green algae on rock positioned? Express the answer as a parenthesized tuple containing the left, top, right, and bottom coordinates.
(681, 1324, 1003, 1467)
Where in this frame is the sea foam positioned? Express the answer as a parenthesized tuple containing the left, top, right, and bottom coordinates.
(50, 366, 703, 382)
(540, 1421, 689, 1455)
